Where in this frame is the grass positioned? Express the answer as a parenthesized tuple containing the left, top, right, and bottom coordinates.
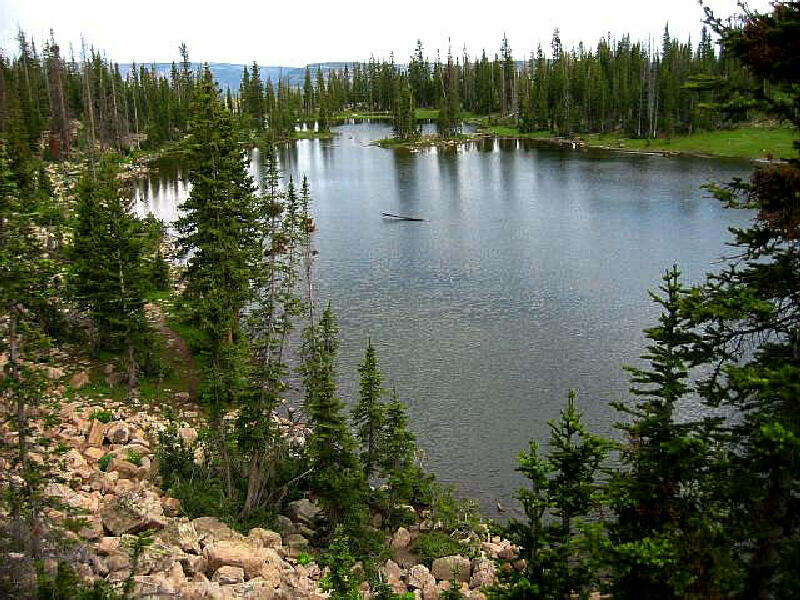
(477, 124, 797, 160)
(584, 126, 797, 159)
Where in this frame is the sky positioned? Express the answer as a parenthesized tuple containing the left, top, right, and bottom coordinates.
(0, 0, 775, 66)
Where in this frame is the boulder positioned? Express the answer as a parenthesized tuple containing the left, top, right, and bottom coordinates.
(156, 520, 201, 554)
(106, 422, 132, 444)
(283, 533, 308, 558)
(85, 446, 106, 461)
(497, 544, 516, 560)
(111, 457, 141, 479)
(178, 426, 198, 445)
(205, 541, 279, 580)
(100, 492, 166, 536)
(470, 558, 496, 588)
(161, 496, 181, 516)
(46, 366, 64, 380)
(431, 556, 471, 584)
(381, 559, 407, 594)
(193, 517, 243, 545)
(248, 528, 282, 549)
(212, 564, 245, 585)
(63, 448, 88, 474)
(97, 536, 121, 556)
(259, 548, 284, 587)
(408, 564, 436, 590)
(287, 498, 320, 525)
(276, 515, 294, 536)
(392, 526, 412, 549)
(69, 371, 90, 389)
(86, 420, 106, 447)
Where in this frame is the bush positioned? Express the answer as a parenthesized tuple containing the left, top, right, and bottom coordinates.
(415, 531, 464, 567)
(90, 409, 113, 424)
(125, 449, 142, 466)
(155, 421, 196, 490)
(98, 453, 114, 472)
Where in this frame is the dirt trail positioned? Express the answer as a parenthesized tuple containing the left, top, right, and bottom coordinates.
(145, 302, 199, 401)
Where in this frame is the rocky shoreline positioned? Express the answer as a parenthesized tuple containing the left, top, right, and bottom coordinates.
(0, 354, 521, 599)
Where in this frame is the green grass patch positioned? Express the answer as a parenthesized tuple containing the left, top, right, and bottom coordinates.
(477, 123, 796, 160)
(125, 449, 143, 466)
(483, 126, 554, 139)
(584, 126, 796, 159)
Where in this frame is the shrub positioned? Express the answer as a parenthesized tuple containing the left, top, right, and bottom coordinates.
(125, 449, 142, 466)
(98, 453, 114, 472)
(415, 531, 464, 567)
(90, 409, 113, 424)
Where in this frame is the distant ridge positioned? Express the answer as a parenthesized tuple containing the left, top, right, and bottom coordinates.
(118, 61, 358, 91)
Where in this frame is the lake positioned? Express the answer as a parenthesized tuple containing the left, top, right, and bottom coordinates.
(134, 121, 752, 519)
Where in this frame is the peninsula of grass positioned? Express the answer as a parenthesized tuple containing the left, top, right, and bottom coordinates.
(478, 124, 796, 160)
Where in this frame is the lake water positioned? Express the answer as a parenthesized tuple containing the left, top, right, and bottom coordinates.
(135, 121, 752, 519)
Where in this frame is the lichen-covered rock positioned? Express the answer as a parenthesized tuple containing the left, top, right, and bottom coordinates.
(283, 533, 309, 558)
(248, 527, 282, 549)
(408, 564, 436, 590)
(381, 559, 407, 594)
(205, 540, 278, 580)
(470, 558, 496, 588)
(212, 565, 245, 585)
(156, 519, 201, 554)
(431, 555, 471, 584)
(287, 498, 321, 525)
(392, 526, 412, 549)
(193, 516, 243, 545)
(100, 492, 166, 536)
(106, 421, 132, 444)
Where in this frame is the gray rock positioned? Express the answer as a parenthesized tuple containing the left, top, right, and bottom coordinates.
(431, 555, 471, 584)
(284, 533, 309, 558)
(193, 516, 242, 545)
(106, 422, 132, 444)
(100, 493, 165, 536)
(276, 515, 295, 535)
(391, 526, 412, 549)
(287, 498, 321, 525)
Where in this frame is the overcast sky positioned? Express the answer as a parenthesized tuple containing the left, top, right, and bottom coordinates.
(0, 0, 773, 66)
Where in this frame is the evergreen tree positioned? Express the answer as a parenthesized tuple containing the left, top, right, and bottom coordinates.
(175, 65, 259, 492)
(352, 340, 386, 480)
(607, 265, 718, 599)
(301, 306, 365, 528)
(71, 154, 149, 385)
(495, 391, 607, 599)
(684, 5, 800, 596)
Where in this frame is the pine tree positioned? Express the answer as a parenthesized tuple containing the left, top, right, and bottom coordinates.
(496, 391, 608, 599)
(175, 65, 259, 493)
(71, 154, 149, 386)
(607, 265, 717, 599)
(301, 306, 365, 527)
(684, 6, 800, 596)
(352, 340, 386, 480)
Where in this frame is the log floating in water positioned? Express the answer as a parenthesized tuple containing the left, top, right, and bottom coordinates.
(382, 212, 425, 222)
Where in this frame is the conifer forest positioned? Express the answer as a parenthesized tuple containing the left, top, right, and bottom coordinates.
(0, 2, 799, 599)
